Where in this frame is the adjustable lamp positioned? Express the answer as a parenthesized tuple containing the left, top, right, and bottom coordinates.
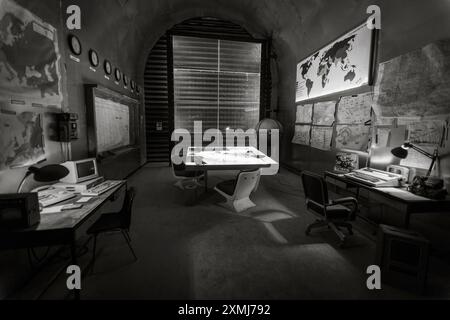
(391, 142, 439, 177)
(17, 164, 69, 193)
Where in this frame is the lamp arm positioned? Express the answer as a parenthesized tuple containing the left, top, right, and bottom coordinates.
(409, 144, 436, 159)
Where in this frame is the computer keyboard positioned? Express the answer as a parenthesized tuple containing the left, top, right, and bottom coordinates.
(81, 180, 123, 196)
(352, 172, 380, 183)
(38, 188, 77, 207)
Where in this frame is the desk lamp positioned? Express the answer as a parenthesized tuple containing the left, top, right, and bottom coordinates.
(17, 164, 69, 193)
(391, 142, 439, 177)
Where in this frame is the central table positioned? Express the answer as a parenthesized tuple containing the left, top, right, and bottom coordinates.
(184, 146, 278, 191)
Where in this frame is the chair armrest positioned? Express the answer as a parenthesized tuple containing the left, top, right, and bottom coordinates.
(331, 197, 358, 219)
(331, 197, 358, 206)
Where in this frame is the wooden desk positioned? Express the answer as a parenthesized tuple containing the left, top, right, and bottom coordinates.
(184, 146, 278, 191)
(325, 172, 450, 229)
(0, 181, 126, 299)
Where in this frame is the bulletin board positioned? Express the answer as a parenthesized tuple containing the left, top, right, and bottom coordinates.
(85, 84, 139, 156)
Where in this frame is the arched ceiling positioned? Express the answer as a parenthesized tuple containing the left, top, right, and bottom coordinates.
(62, 0, 450, 108)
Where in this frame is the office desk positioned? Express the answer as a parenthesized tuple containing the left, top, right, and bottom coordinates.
(0, 181, 126, 300)
(325, 171, 450, 229)
(184, 146, 278, 191)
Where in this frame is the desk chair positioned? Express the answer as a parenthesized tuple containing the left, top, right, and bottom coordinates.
(87, 187, 137, 271)
(301, 171, 358, 247)
(214, 169, 261, 213)
(171, 155, 204, 190)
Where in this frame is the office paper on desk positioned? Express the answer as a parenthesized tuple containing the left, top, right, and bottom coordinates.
(41, 206, 64, 214)
(77, 197, 92, 203)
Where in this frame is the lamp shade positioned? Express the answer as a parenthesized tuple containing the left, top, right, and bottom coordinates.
(28, 164, 69, 182)
(391, 146, 408, 159)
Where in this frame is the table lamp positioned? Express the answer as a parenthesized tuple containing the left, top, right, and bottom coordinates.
(17, 164, 69, 193)
(391, 142, 439, 177)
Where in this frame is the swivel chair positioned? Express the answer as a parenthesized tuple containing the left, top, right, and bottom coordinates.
(301, 171, 358, 247)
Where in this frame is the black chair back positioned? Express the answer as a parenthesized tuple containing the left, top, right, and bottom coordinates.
(301, 171, 328, 216)
(120, 187, 136, 230)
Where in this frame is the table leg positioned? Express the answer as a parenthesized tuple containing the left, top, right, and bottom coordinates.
(70, 241, 81, 300)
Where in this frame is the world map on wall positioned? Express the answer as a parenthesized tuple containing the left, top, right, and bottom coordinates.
(0, 0, 61, 105)
(296, 23, 374, 102)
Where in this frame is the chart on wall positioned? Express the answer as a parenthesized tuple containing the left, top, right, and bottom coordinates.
(336, 92, 373, 124)
(94, 97, 131, 153)
(335, 125, 370, 151)
(0, 108, 45, 169)
(292, 125, 311, 145)
(373, 40, 450, 118)
(312, 101, 336, 126)
(0, 0, 62, 107)
(295, 21, 376, 102)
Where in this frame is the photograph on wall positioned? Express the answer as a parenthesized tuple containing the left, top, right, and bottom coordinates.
(312, 101, 336, 126)
(295, 20, 376, 102)
(0, 108, 45, 170)
(336, 92, 372, 124)
(335, 124, 370, 151)
(334, 152, 359, 173)
(373, 40, 450, 118)
(292, 124, 311, 145)
(310, 126, 333, 151)
(295, 104, 313, 124)
(0, 0, 62, 107)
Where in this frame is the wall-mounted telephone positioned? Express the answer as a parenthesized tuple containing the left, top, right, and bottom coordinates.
(56, 113, 79, 142)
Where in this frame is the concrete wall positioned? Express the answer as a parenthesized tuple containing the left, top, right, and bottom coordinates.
(1, 0, 450, 299)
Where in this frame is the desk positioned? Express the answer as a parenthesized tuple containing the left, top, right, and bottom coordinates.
(184, 146, 278, 191)
(325, 172, 450, 229)
(0, 181, 126, 300)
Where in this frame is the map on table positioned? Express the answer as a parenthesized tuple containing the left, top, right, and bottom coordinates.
(296, 21, 375, 102)
(0, 110, 45, 169)
(0, 0, 62, 107)
(373, 40, 450, 118)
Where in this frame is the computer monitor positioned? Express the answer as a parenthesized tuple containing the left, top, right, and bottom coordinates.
(59, 158, 99, 184)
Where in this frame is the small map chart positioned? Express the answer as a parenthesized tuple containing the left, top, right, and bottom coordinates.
(0, 110, 45, 169)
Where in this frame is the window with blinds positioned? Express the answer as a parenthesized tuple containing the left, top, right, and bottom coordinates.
(173, 35, 262, 135)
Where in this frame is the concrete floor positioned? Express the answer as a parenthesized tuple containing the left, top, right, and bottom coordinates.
(30, 165, 450, 299)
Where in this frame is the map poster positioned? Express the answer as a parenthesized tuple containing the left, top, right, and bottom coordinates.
(373, 40, 450, 118)
(292, 125, 311, 146)
(295, 104, 313, 124)
(407, 120, 445, 146)
(310, 126, 333, 151)
(296, 21, 376, 102)
(312, 101, 336, 126)
(337, 92, 373, 124)
(335, 124, 370, 151)
(0, 107, 46, 169)
(0, 0, 62, 107)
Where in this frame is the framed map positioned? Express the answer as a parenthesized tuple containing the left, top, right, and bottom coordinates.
(0, 0, 62, 107)
(295, 20, 377, 103)
(0, 109, 45, 169)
